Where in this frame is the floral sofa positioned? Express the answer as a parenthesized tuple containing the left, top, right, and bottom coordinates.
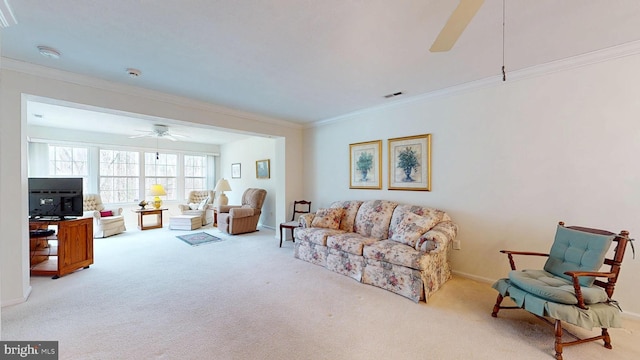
(294, 200, 458, 302)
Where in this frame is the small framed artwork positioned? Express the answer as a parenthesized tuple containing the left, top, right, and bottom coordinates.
(388, 134, 431, 191)
(231, 163, 241, 179)
(349, 140, 382, 189)
(256, 159, 270, 179)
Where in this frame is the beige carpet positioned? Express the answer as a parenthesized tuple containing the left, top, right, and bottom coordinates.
(2, 226, 639, 360)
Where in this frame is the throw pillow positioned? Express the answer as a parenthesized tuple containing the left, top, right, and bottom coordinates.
(188, 202, 199, 210)
(391, 212, 437, 247)
(311, 208, 345, 230)
(198, 197, 210, 210)
(99, 210, 113, 217)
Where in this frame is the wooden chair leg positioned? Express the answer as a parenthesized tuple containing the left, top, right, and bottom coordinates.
(290, 228, 295, 243)
(602, 328, 612, 349)
(554, 320, 564, 360)
(491, 294, 504, 317)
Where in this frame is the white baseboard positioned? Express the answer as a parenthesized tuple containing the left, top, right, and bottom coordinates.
(452, 270, 640, 321)
(1, 285, 32, 308)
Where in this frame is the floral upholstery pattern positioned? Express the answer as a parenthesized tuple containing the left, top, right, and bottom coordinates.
(391, 212, 437, 247)
(353, 200, 398, 239)
(293, 199, 457, 303)
(330, 200, 363, 231)
(327, 233, 380, 255)
(311, 208, 345, 229)
(295, 227, 345, 246)
(362, 259, 424, 302)
(327, 249, 365, 281)
(294, 241, 328, 267)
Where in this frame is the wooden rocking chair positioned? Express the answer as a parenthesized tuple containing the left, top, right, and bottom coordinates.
(491, 221, 633, 360)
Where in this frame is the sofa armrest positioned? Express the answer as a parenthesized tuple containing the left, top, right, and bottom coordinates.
(299, 213, 315, 228)
(416, 221, 458, 253)
(83, 210, 99, 219)
(229, 208, 254, 218)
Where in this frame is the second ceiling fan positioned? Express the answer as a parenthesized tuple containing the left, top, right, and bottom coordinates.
(430, 0, 484, 52)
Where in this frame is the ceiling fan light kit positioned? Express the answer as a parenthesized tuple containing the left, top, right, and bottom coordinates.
(37, 45, 61, 59)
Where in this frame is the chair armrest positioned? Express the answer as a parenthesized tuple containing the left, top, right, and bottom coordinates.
(299, 213, 315, 228)
(229, 208, 254, 218)
(83, 210, 99, 219)
(103, 207, 123, 216)
(217, 205, 240, 213)
(565, 270, 616, 310)
(499, 250, 550, 271)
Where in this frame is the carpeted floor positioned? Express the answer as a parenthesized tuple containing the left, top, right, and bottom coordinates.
(1, 226, 639, 359)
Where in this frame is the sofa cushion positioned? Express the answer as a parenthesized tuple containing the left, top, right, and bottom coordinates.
(296, 227, 346, 246)
(388, 205, 446, 240)
(311, 208, 345, 229)
(363, 240, 428, 271)
(391, 212, 437, 247)
(509, 269, 609, 305)
(353, 200, 397, 240)
(327, 233, 381, 256)
(330, 201, 363, 232)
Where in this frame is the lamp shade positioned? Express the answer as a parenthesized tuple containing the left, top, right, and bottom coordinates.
(214, 179, 231, 192)
(149, 184, 167, 196)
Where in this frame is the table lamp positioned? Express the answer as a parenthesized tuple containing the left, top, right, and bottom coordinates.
(215, 178, 232, 206)
(149, 184, 167, 209)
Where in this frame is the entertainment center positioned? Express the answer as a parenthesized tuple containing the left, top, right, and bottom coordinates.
(29, 217, 94, 279)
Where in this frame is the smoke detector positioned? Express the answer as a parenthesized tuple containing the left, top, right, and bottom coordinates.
(37, 46, 61, 59)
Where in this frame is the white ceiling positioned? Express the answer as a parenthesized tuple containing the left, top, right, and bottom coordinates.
(3, 0, 640, 139)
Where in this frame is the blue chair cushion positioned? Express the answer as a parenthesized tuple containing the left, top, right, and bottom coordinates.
(543, 225, 614, 287)
(508, 269, 609, 305)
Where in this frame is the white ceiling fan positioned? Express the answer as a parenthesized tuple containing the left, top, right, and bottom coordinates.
(129, 124, 187, 142)
(430, 0, 484, 52)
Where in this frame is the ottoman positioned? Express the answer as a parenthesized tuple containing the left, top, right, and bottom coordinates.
(169, 215, 202, 230)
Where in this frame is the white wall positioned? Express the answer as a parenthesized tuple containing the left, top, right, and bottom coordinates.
(220, 137, 277, 227)
(303, 53, 640, 316)
(0, 64, 304, 306)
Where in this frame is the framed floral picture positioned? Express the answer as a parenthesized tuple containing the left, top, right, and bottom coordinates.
(231, 163, 241, 179)
(256, 159, 270, 179)
(349, 140, 382, 189)
(388, 134, 431, 191)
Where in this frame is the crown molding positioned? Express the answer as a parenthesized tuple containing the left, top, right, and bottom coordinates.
(0, 0, 17, 28)
(314, 39, 640, 128)
(0, 57, 304, 130)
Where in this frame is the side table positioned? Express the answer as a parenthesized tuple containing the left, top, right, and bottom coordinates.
(132, 208, 168, 230)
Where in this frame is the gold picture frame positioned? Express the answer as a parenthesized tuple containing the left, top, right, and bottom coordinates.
(256, 159, 270, 179)
(388, 134, 431, 191)
(349, 140, 382, 189)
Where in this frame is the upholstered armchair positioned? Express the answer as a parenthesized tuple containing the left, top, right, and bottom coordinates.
(217, 188, 267, 235)
(177, 190, 215, 225)
(82, 194, 126, 238)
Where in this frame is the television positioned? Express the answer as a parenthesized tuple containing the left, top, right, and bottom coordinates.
(28, 177, 84, 220)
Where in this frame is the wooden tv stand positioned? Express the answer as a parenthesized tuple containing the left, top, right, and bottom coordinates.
(29, 217, 94, 279)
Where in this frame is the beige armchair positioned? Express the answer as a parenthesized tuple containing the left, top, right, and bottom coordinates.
(82, 194, 126, 238)
(178, 190, 215, 225)
(217, 188, 267, 235)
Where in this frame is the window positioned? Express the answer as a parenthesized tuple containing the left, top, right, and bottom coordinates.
(48, 145, 89, 189)
(99, 150, 139, 203)
(184, 155, 207, 198)
(145, 152, 177, 200)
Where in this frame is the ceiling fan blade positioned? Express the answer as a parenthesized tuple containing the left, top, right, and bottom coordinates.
(128, 134, 150, 139)
(429, 0, 484, 52)
(164, 135, 178, 141)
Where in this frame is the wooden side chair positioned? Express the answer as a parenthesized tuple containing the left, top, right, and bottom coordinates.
(279, 200, 311, 247)
(491, 221, 634, 360)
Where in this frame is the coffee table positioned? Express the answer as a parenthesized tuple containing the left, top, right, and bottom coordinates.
(132, 208, 167, 230)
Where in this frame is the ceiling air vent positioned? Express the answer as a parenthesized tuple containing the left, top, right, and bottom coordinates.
(384, 91, 404, 99)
